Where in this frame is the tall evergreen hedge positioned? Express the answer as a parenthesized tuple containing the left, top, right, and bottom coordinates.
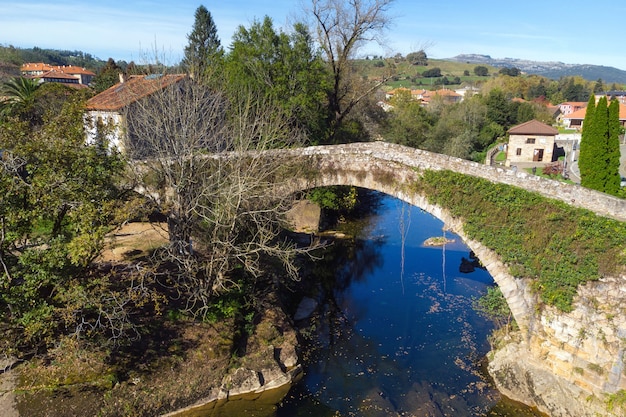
(579, 95, 622, 195)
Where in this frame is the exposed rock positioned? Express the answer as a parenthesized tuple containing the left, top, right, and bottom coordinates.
(423, 236, 455, 246)
(277, 344, 298, 369)
(489, 342, 607, 417)
(294, 297, 318, 321)
(258, 363, 296, 392)
(285, 200, 321, 233)
(488, 274, 626, 417)
(221, 368, 262, 398)
(0, 367, 18, 417)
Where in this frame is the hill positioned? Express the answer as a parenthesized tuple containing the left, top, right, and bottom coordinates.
(447, 54, 626, 84)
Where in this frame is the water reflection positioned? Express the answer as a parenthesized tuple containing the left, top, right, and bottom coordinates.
(277, 193, 544, 416)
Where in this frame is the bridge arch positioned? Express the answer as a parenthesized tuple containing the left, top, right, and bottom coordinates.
(284, 149, 535, 332)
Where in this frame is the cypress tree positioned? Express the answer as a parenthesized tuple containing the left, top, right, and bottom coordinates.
(588, 96, 609, 191)
(578, 95, 596, 188)
(579, 96, 622, 194)
(604, 99, 621, 195)
(181, 5, 223, 79)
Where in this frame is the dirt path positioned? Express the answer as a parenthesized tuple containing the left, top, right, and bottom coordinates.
(0, 358, 18, 417)
(99, 222, 169, 262)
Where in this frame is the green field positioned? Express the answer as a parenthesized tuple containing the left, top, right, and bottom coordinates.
(355, 58, 497, 90)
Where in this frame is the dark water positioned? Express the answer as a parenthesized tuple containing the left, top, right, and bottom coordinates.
(274, 194, 544, 416)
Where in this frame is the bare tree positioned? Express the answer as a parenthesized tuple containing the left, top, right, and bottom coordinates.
(124, 77, 313, 317)
(309, 0, 395, 142)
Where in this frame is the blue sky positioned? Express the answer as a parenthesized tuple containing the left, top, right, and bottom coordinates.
(1, 0, 625, 70)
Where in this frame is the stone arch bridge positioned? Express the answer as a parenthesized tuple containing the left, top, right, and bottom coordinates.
(261, 141, 626, 417)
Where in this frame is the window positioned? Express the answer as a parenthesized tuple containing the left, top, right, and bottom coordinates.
(516, 148, 522, 156)
(526, 138, 536, 144)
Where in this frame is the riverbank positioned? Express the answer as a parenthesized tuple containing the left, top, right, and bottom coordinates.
(3, 293, 302, 417)
(0, 222, 304, 417)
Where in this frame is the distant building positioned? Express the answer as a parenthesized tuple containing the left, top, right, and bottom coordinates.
(558, 101, 587, 116)
(420, 89, 463, 105)
(454, 85, 480, 98)
(384, 87, 462, 106)
(506, 119, 559, 166)
(597, 91, 626, 105)
(21, 62, 95, 86)
(563, 103, 626, 130)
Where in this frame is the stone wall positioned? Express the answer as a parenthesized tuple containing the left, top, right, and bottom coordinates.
(488, 276, 626, 417)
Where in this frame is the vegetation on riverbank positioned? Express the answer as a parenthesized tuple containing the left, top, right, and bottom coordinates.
(414, 170, 626, 312)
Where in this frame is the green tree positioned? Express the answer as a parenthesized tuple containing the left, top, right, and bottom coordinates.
(605, 99, 622, 195)
(579, 96, 622, 195)
(422, 67, 441, 78)
(384, 95, 435, 148)
(0, 88, 128, 351)
(474, 65, 489, 76)
(181, 5, 223, 80)
(560, 77, 589, 102)
(499, 67, 520, 77)
(482, 89, 516, 128)
(578, 95, 597, 187)
(406, 50, 427, 66)
(590, 96, 609, 191)
(226, 17, 328, 142)
(593, 78, 604, 94)
(93, 58, 123, 93)
(0, 77, 40, 122)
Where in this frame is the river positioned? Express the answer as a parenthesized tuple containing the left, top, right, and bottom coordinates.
(273, 192, 545, 416)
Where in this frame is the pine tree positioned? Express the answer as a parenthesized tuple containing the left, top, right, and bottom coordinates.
(181, 5, 222, 79)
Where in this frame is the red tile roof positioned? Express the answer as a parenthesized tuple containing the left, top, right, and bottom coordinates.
(85, 74, 187, 111)
(566, 103, 626, 120)
(21, 62, 95, 76)
(40, 70, 79, 80)
(56, 65, 95, 76)
(21, 62, 52, 72)
(508, 119, 558, 136)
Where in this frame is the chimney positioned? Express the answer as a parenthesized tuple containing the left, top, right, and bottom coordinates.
(119, 73, 125, 83)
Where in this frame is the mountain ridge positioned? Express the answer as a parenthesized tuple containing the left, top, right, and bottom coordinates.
(446, 54, 626, 84)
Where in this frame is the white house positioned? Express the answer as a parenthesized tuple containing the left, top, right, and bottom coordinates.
(84, 73, 186, 153)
